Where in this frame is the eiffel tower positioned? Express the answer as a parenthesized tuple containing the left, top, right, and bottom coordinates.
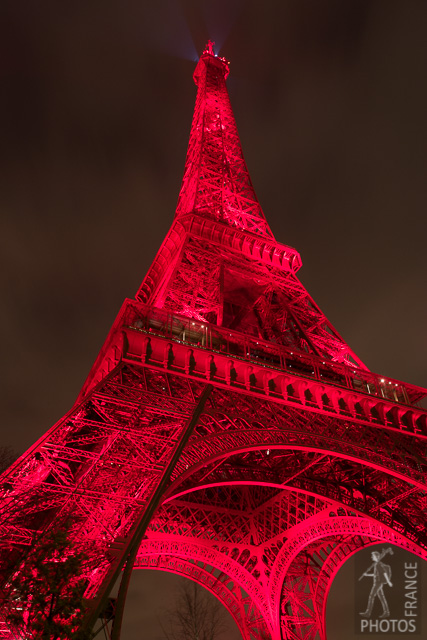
(1, 42, 427, 640)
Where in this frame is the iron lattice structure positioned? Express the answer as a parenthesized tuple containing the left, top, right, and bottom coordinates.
(1, 43, 427, 640)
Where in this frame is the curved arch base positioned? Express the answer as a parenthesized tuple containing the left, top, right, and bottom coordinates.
(135, 549, 271, 640)
(135, 515, 427, 640)
(275, 517, 427, 640)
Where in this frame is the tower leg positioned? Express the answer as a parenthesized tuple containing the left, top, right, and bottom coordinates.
(107, 384, 213, 640)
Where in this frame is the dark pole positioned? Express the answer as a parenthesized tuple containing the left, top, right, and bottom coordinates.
(109, 383, 213, 640)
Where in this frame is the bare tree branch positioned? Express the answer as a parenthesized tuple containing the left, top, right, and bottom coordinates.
(160, 580, 227, 640)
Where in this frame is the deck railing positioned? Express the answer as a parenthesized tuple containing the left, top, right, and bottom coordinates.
(125, 301, 425, 407)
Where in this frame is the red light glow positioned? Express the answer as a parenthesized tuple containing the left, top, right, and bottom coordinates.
(0, 44, 426, 640)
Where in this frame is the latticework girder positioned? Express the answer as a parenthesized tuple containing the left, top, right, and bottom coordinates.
(1, 42, 426, 640)
(134, 552, 266, 640)
(2, 356, 426, 638)
(175, 44, 273, 239)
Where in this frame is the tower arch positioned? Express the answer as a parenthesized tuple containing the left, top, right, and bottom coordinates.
(135, 545, 271, 640)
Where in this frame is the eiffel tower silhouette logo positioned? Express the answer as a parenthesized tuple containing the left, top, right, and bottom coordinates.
(1, 42, 426, 640)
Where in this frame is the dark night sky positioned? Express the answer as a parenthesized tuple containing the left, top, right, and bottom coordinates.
(1, 1, 427, 638)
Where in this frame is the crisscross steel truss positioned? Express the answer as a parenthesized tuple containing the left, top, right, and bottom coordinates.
(1, 43, 426, 640)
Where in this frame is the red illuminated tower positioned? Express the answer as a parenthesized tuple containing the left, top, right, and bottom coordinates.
(1, 42, 427, 640)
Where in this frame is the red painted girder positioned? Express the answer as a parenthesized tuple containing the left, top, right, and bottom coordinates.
(165, 445, 427, 546)
(137, 215, 302, 309)
(134, 553, 264, 640)
(0, 367, 211, 633)
(135, 536, 274, 634)
(86, 298, 423, 409)
(124, 327, 427, 435)
(175, 49, 273, 239)
(135, 227, 365, 368)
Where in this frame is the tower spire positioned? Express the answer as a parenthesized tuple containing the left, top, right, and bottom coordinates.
(175, 42, 273, 238)
(204, 40, 216, 56)
(135, 46, 366, 369)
